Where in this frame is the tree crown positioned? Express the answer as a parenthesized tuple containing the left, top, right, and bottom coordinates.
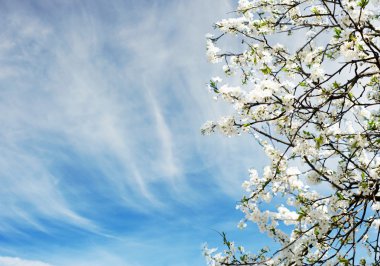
(203, 0, 380, 265)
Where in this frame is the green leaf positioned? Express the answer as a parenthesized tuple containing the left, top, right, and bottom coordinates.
(370, 75, 379, 85)
(297, 208, 307, 221)
(337, 192, 345, 200)
(368, 120, 377, 130)
(209, 81, 219, 93)
(348, 92, 354, 100)
(241, 196, 249, 203)
(333, 81, 340, 88)
(303, 130, 311, 136)
(299, 81, 308, 87)
(334, 27, 342, 39)
(339, 257, 349, 266)
(260, 65, 272, 75)
(311, 7, 320, 15)
(210, 80, 216, 88)
(357, 0, 369, 8)
(315, 135, 323, 149)
(326, 52, 335, 59)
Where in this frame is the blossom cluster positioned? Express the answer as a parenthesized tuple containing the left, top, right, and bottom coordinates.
(203, 0, 380, 265)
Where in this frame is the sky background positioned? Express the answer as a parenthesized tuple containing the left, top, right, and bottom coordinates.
(0, 1, 270, 265)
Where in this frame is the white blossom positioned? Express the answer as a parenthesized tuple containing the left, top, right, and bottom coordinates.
(372, 202, 380, 211)
(206, 39, 221, 63)
(217, 116, 237, 136)
(201, 121, 216, 135)
(202, 0, 380, 264)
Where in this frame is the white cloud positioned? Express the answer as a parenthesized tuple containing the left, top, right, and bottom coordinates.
(0, 0, 263, 232)
(0, 1, 274, 265)
(0, 256, 52, 266)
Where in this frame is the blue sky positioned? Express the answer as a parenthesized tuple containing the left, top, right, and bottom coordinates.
(0, 0, 270, 265)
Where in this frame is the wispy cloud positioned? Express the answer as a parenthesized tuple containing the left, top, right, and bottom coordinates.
(0, 0, 267, 264)
(0, 256, 52, 266)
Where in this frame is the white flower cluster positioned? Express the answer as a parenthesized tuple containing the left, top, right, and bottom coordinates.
(206, 38, 221, 63)
(203, 0, 380, 265)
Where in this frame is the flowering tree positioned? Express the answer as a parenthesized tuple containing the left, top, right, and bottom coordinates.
(202, 0, 380, 265)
